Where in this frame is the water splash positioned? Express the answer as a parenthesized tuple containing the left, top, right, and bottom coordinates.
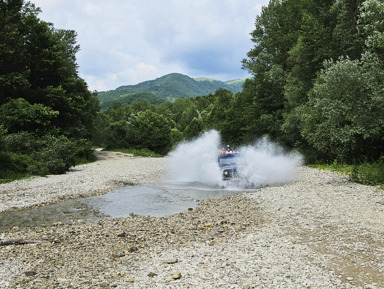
(237, 137, 303, 187)
(167, 130, 303, 188)
(167, 130, 222, 186)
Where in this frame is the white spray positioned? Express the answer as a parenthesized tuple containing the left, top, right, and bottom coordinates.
(237, 137, 303, 187)
(167, 130, 303, 189)
(167, 130, 222, 186)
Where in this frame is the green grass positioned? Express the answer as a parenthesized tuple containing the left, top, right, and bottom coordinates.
(108, 148, 163, 157)
(308, 159, 384, 188)
(308, 160, 353, 175)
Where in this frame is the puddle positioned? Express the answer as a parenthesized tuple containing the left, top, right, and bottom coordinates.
(0, 199, 103, 231)
(0, 182, 248, 231)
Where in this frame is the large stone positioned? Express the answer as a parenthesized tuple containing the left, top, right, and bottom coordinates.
(171, 272, 182, 280)
(163, 258, 178, 264)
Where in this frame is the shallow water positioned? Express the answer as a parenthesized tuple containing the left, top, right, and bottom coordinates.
(0, 182, 247, 231)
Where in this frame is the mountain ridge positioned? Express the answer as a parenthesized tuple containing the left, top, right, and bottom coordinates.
(98, 73, 245, 109)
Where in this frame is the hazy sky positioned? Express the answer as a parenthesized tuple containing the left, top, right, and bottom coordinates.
(32, 0, 269, 91)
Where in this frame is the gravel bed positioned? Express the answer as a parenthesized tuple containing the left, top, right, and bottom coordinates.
(0, 150, 167, 213)
(1, 151, 384, 288)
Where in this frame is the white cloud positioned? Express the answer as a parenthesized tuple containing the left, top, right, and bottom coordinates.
(32, 0, 269, 91)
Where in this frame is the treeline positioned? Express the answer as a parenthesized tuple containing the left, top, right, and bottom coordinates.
(1, 0, 384, 184)
(0, 1, 99, 181)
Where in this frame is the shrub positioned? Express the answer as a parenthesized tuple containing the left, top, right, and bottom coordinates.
(29, 135, 76, 175)
(350, 158, 384, 186)
(4, 132, 37, 154)
(0, 153, 33, 181)
(72, 139, 96, 164)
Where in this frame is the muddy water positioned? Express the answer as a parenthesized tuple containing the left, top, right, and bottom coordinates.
(0, 182, 247, 231)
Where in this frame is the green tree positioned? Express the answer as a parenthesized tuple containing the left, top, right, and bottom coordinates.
(133, 110, 172, 155)
(0, 1, 98, 139)
(104, 120, 129, 149)
(0, 1, 98, 179)
(130, 99, 152, 112)
(184, 117, 203, 140)
(179, 103, 199, 132)
(358, 0, 384, 57)
(0, 98, 58, 135)
(170, 128, 183, 147)
(331, 0, 365, 59)
(300, 55, 384, 162)
(0, 0, 30, 104)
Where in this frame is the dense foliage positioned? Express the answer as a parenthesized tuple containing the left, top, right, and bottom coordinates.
(243, 0, 384, 166)
(0, 0, 98, 182)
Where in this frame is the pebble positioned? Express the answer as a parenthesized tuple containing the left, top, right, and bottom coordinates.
(0, 152, 384, 288)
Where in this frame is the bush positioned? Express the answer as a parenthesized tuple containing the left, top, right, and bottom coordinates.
(0, 152, 33, 181)
(72, 139, 96, 164)
(29, 135, 76, 175)
(0, 133, 96, 180)
(4, 132, 37, 154)
(104, 120, 129, 149)
(350, 158, 384, 186)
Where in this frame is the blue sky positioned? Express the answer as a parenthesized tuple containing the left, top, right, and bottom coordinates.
(32, 0, 270, 91)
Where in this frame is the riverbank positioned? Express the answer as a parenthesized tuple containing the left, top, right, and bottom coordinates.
(0, 150, 167, 213)
(1, 152, 384, 288)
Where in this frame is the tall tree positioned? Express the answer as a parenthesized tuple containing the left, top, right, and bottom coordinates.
(0, 1, 99, 178)
(0, 0, 98, 139)
(299, 54, 384, 162)
(0, 0, 30, 104)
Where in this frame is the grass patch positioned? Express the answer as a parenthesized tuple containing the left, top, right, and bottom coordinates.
(109, 148, 163, 157)
(349, 160, 384, 187)
(309, 159, 384, 187)
(308, 160, 353, 175)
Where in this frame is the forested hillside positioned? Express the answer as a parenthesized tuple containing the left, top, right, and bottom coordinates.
(98, 73, 245, 109)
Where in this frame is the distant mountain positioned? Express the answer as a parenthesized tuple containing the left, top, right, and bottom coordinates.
(98, 73, 245, 109)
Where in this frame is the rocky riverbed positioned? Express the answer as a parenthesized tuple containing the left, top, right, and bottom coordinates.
(1, 151, 384, 288)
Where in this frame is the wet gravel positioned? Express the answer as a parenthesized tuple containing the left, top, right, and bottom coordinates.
(1, 151, 384, 288)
